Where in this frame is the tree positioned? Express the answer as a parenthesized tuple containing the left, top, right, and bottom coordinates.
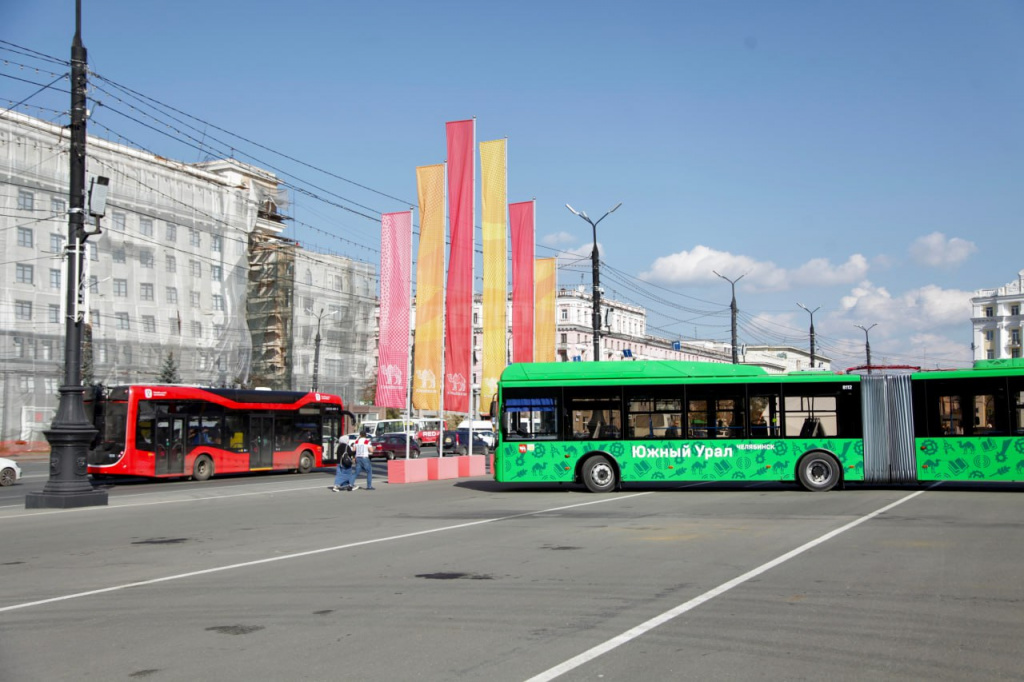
(158, 351, 181, 384)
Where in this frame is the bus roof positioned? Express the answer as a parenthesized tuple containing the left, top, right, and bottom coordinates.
(500, 360, 786, 385)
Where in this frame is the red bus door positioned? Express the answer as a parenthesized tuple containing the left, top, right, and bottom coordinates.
(155, 415, 186, 476)
(249, 415, 274, 469)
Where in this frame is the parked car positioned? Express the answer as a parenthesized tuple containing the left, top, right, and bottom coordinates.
(370, 433, 421, 460)
(456, 420, 496, 447)
(441, 429, 491, 456)
(0, 457, 23, 486)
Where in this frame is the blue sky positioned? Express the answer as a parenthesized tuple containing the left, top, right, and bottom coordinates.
(4, 0, 1023, 369)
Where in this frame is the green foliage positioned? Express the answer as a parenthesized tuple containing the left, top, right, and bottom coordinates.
(158, 351, 181, 384)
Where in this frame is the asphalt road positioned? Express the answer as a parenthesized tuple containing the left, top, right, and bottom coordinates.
(1, 460, 1023, 681)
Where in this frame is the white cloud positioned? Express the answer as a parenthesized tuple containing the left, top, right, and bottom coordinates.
(836, 281, 973, 331)
(540, 231, 577, 248)
(639, 245, 868, 292)
(909, 232, 977, 268)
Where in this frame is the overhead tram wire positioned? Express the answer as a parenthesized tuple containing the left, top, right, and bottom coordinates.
(0, 40, 70, 67)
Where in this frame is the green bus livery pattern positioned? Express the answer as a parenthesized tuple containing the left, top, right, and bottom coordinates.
(918, 436, 1024, 480)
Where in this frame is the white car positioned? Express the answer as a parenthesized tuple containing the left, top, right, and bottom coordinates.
(0, 457, 23, 486)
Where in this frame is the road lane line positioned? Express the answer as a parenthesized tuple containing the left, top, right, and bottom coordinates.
(0, 492, 652, 613)
(525, 486, 935, 682)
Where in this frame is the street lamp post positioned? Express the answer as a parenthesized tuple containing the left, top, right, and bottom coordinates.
(797, 303, 820, 368)
(566, 202, 622, 362)
(312, 308, 340, 392)
(26, 0, 108, 508)
(855, 323, 878, 373)
(714, 271, 745, 364)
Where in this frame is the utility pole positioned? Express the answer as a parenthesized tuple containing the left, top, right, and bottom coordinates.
(797, 303, 820, 368)
(714, 271, 744, 364)
(566, 202, 622, 362)
(27, 0, 108, 508)
(855, 323, 878, 374)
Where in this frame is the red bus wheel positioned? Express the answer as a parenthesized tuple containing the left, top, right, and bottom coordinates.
(297, 451, 314, 474)
(192, 455, 214, 482)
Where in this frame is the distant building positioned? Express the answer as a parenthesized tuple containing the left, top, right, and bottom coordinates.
(0, 112, 375, 443)
(971, 271, 1024, 360)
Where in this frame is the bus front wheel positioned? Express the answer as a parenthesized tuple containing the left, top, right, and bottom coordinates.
(797, 452, 840, 492)
(582, 455, 617, 493)
(297, 451, 314, 474)
(192, 455, 214, 482)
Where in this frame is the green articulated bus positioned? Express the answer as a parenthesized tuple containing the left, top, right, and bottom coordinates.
(492, 359, 1024, 492)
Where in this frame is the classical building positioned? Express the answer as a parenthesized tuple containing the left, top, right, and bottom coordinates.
(971, 271, 1024, 360)
(0, 112, 376, 444)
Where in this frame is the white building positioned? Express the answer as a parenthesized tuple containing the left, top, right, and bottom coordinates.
(971, 271, 1024, 360)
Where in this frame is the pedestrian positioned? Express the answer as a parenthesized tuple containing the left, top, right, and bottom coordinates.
(331, 446, 356, 492)
(353, 429, 375, 490)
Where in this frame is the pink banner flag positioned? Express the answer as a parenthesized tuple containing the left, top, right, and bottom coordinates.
(375, 210, 412, 409)
(444, 119, 474, 413)
(510, 200, 535, 363)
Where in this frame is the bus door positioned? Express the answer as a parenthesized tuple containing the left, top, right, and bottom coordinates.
(155, 414, 187, 476)
(322, 412, 341, 465)
(249, 415, 275, 469)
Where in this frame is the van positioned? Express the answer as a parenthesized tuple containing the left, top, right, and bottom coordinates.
(456, 419, 495, 447)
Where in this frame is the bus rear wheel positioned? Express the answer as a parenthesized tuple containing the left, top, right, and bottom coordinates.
(192, 455, 214, 482)
(297, 451, 314, 474)
(582, 455, 617, 493)
(797, 452, 840, 492)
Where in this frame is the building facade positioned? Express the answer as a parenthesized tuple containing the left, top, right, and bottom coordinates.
(971, 271, 1024, 361)
(0, 112, 376, 444)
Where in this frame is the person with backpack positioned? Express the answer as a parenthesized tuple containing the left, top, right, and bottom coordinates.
(352, 429, 376, 490)
(331, 442, 357, 492)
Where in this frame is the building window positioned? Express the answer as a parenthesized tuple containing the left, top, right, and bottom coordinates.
(561, 333, 568, 343)
(1013, 329, 1021, 345)
(166, 222, 177, 242)
(212, 234, 222, 252)
(15, 301, 32, 320)
(17, 227, 34, 248)
(190, 229, 201, 248)
(214, 323, 224, 338)
(140, 283, 155, 301)
(50, 233, 65, 253)
(166, 254, 176, 273)
(111, 212, 126, 232)
(191, 291, 201, 308)
(561, 309, 568, 320)
(50, 269, 61, 289)
(115, 312, 130, 330)
(166, 287, 178, 304)
(90, 309, 99, 325)
(40, 339, 53, 360)
(17, 190, 34, 211)
(190, 260, 201, 278)
(1013, 304, 1021, 316)
(1014, 348, 1022, 359)
(16, 263, 33, 284)
(18, 375, 35, 392)
(169, 316, 180, 335)
(89, 275, 98, 293)
(49, 304, 60, 324)
(140, 218, 154, 237)
(211, 264, 223, 281)
(113, 279, 128, 297)
(142, 315, 156, 333)
(985, 306, 994, 317)
(985, 330, 994, 341)
(213, 294, 224, 311)
(140, 250, 154, 268)
(51, 197, 65, 216)
(89, 242, 98, 261)
(113, 247, 126, 263)
(192, 321, 202, 338)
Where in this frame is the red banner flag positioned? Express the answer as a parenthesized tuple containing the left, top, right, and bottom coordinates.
(375, 211, 412, 409)
(510, 200, 535, 363)
(444, 119, 474, 413)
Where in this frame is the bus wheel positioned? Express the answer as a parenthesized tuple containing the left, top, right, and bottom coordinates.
(582, 455, 616, 493)
(192, 455, 214, 482)
(297, 451, 314, 474)
(797, 452, 840, 492)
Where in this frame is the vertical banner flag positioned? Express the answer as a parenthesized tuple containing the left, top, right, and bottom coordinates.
(479, 138, 507, 414)
(534, 258, 556, 362)
(444, 119, 474, 414)
(412, 165, 446, 411)
(375, 211, 412, 409)
(509, 200, 535, 363)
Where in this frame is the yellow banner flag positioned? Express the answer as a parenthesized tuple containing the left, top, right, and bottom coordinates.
(480, 139, 507, 412)
(412, 164, 445, 411)
(534, 258, 556, 362)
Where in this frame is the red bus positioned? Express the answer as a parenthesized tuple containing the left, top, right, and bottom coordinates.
(86, 385, 355, 481)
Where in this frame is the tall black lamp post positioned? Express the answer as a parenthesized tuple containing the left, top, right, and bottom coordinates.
(797, 302, 820, 368)
(565, 202, 621, 362)
(311, 308, 339, 392)
(855, 323, 878, 374)
(714, 271, 745, 364)
(27, 0, 108, 508)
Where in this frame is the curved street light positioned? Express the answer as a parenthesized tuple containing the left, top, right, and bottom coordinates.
(566, 202, 622, 362)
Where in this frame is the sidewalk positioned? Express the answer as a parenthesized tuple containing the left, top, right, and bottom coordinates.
(0, 441, 50, 461)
